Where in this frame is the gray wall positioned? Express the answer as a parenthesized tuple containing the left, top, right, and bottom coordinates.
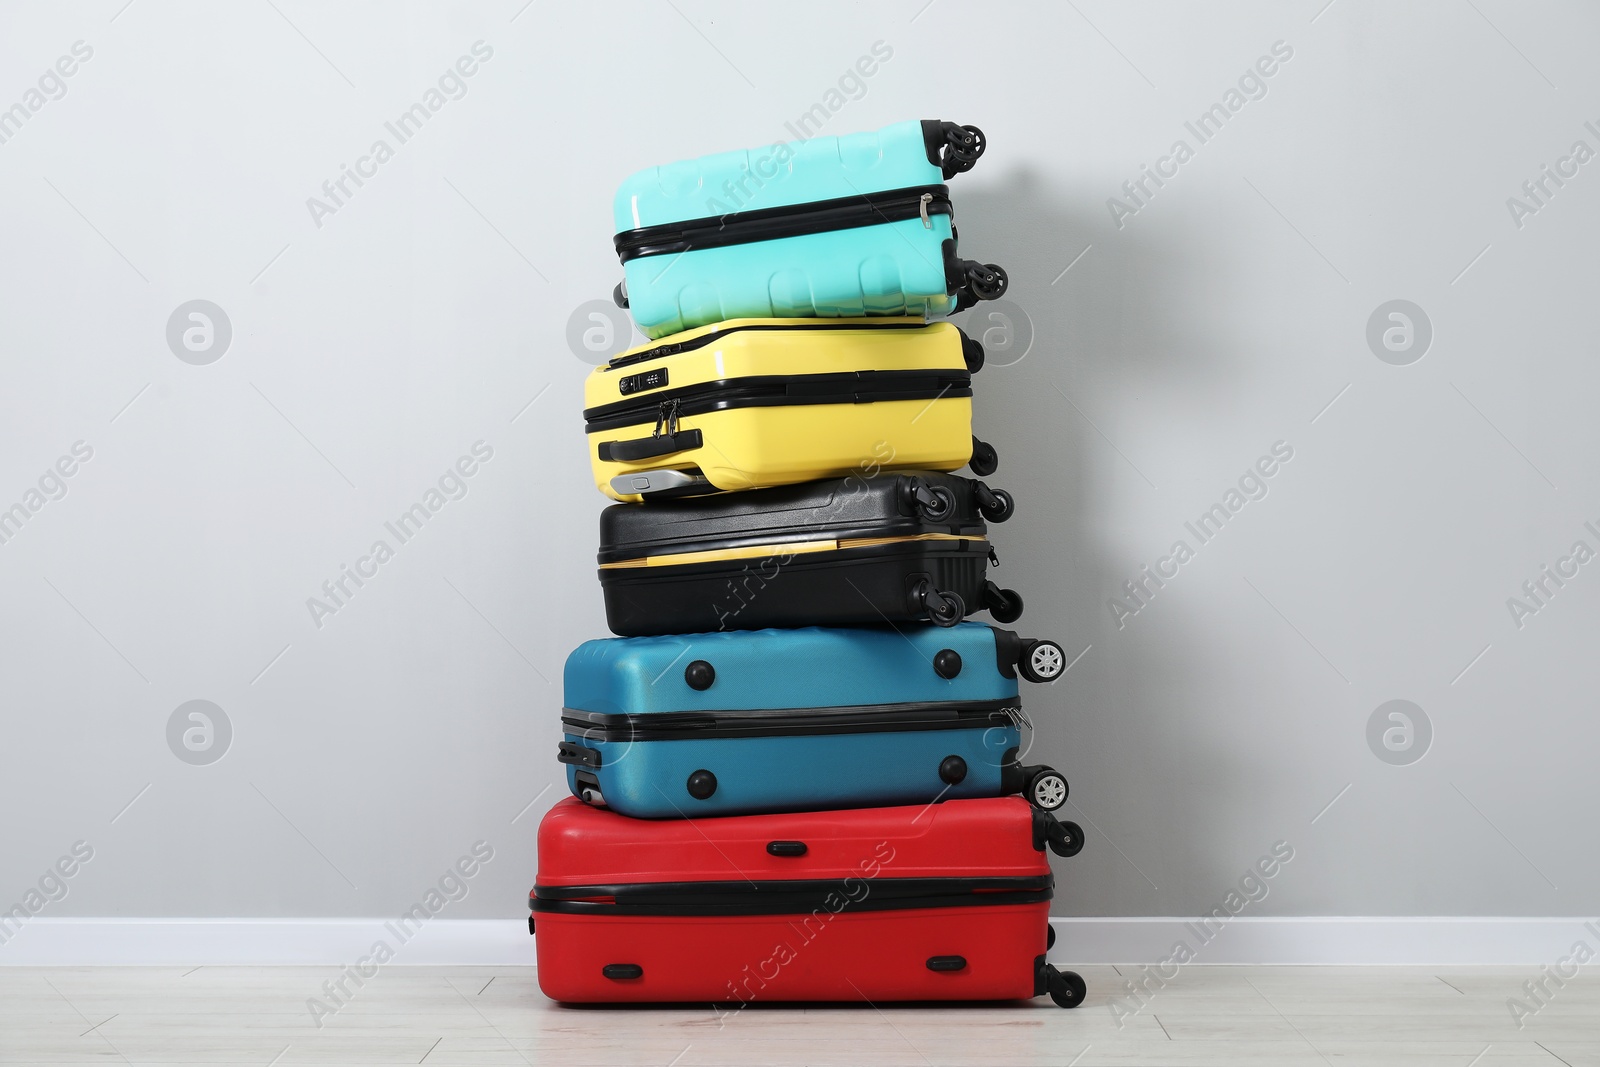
(2, 0, 1595, 926)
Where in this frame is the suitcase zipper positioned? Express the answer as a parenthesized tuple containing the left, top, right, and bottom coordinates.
(597, 533, 989, 571)
(614, 184, 953, 263)
(532, 874, 1053, 917)
(584, 369, 971, 431)
(605, 318, 936, 371)
(561, 697, 1020, 742)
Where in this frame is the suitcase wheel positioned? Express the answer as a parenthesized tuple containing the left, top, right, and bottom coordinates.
(1046, 966, 1086, 1009)
(972, 482, 1015, 524)
(1047, 819, 1085, 859)
(1027, 768, 1069, 812)
(1017, 639, 1065, 683)
(985, 583, 1024, 625)
(948, 124, 985, 167)
(930, 121, 986, 178)
(905, 478, 957, 522)
(968, 437, 999, 477)
(938, 755, 968, 785)
(985, 585, 1024, 627)
(964, 261, 1009, 301)
(923, 587, 965, 627)
(933, 649, 963, 679)
(686, 769, 718, 800)
(612, 279, 628, 308)
(684, 660, 716, 690)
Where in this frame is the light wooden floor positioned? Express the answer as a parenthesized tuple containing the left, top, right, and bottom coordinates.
(2, 965, 1597, 1065)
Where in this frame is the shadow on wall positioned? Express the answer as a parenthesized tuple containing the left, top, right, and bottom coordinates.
(948, 168, 1272, 918)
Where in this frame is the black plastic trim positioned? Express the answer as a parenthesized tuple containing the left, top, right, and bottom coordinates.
(556, 741, 601, 768)
(604, 320, 939, 371)
(991, 627, 1023, 680)
(532, 875, 1053, 917)
(1000, 747, 1024, 796)
(926, 955, 968, 972)
(600, 533, 993, 572)
(614, 185, 951, 263)
(584, 370, 971, 431)
(561, 698, 1020, 743)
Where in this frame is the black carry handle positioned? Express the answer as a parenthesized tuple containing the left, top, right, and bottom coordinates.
(597, 428, 703, 463)
(556, 741, 601, 768)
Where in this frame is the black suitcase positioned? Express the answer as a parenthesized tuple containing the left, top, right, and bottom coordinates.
(597, 471, 1022, 637)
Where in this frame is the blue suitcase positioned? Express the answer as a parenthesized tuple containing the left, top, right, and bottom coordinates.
(612, 119, 1008, 338)
(557, 623, 1071, 819)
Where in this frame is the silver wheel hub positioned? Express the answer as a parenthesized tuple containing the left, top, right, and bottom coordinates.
(1034, 777, 1066, 807)
(1031, 645, 1063, 677)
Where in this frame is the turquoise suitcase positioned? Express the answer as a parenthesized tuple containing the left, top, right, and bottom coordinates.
(557, 623, 1070, 819)
(612, 119, 1008, 338)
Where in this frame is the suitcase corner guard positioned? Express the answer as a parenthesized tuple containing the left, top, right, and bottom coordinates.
(557, 741, 601, 768)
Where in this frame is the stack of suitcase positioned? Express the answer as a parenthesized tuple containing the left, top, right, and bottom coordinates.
(531, 120, 1089, 1010)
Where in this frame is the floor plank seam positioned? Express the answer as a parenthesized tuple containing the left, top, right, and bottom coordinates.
(1538, 1040, 1576, 1066)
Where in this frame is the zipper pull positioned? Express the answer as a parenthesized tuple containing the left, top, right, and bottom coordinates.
(653, 398, 680, 438)
(919, 193, 933, 229)
(1006, 705, 1033, 731)
(988, 546, 1000, 567)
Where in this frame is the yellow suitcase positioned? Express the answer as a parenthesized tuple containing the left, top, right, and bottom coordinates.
(584, 318, 995, 502)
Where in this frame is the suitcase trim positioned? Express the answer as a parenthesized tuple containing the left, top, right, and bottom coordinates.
(561, 697, 1020, 743)
(597, 532, 987, 570)
(603, 317, 937, 372)
(582, 369, 972, 430)
(613, 184, 952, 263)
(531, 874, 1052, 917)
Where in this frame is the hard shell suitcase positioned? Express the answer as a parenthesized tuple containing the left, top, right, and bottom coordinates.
(529, 795, 1086, 1006)
(598, 471, 1025, 636)
(557, 623, 1072, 819)
(612, 119, 1008, 338)
(586, 317, 998, 503)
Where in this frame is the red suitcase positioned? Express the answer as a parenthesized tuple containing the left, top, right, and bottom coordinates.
(529, 796, 1086, 1008)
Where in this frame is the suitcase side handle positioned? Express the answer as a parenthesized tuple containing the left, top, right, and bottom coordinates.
(597, 427, 704, 463)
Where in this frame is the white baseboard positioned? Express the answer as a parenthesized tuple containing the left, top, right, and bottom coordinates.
(0, 919, 538, 967)
(1051, 916, 1600, 966)
(1, 917, 1593, 967)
